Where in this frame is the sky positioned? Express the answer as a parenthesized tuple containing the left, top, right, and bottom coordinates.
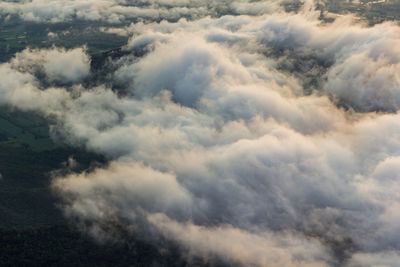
(1, 0, 400, 266)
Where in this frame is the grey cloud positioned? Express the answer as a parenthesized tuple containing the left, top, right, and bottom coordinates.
(347, 251, 400, 267)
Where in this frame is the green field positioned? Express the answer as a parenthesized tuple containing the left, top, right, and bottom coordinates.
(0, 108, 56, 152)
(0, 17, 129, 62)
(322, 0, 400, 24)
(0, 106, 107, 229)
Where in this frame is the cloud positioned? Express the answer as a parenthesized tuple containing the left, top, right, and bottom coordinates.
(148, 213, 332, 266)
(0, 0, 283, 23)
(11, 47, 90, 84)
(348, 251, 400, 267)
(324, 44, 400, 112)
(1, 2, 400, 266)
(53, 162, 192, 222)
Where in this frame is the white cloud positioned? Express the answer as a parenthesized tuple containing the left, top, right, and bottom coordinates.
(148, 213, 332, 266)
(11, 47, 90, 84)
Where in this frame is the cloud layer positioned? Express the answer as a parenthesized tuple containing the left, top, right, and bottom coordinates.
(0, 0, 282, 23)
(1, 1, 400, 266)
